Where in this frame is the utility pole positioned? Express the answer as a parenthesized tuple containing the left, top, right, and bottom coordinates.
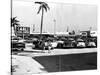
(89, 26, 92, 37)
(54, 19, 56, 36)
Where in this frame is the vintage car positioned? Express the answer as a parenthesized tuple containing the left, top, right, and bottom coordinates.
(11, 36, 25, 51)
(57, 38, 76, 48)
(25, 38, 39, 43)
(51, 41, 58, 48)
(86, 38, 96, 47)
(87, 41, 96, 47)
(76, 39, 86, 48)
(62, 38, 76, 48)
(56, 40, 64, 48)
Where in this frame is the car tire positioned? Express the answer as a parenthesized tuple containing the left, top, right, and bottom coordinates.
(21, 48, 24, 51)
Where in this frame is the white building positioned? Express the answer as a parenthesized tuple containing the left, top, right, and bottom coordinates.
(56, 32, 69, 36)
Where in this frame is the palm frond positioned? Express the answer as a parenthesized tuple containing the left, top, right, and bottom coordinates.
(46, 4, 50, 10)
(14, 23, 19, 25)
(42, 3, 50, 9)
(37, 6, 42, 14)
(35, 2, 44, 4)
(43, 5, 47, 12)
(11, 17, 19, 23)
(11, 17, 20, 27)
(35, 1, 50, 12)
(15, 20, 19, 22)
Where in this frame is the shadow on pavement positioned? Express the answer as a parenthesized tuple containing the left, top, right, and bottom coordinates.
(33, 52, 97, 73)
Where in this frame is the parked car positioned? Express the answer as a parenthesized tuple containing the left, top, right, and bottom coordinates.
(62, 38, 76, 48)
(56, 40, 64, 48)
(11, 36, 25, 51)
(86, 38, 96, 47)
(76, 39, 86, 48)
(51, 41, 58, 48)
(11, 36, 19, 42)
(94, 38, 97, 47)
(24, 39, 32, 43)
(25, 38, 38, 43)
(87, 41, 96, 47)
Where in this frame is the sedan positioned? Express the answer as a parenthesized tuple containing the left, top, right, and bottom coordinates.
(76, 39, 86, 48)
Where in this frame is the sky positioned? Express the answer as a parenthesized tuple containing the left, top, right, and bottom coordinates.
(12, 0, 97, 34)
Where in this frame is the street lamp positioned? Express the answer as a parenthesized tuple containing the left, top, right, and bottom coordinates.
(33, 24, 35, 33)
(89, 27, 92, 31)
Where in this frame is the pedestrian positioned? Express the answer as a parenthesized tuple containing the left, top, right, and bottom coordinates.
(41, 40, 46, 53)
(41, 39, 52, 53)
(47, 40, 52, 53)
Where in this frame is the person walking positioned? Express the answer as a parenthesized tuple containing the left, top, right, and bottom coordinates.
(47, 40, 52, 53)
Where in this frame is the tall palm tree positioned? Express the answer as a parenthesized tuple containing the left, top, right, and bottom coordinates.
(35, 1, 50, 36)
(11, 17, 20, 36)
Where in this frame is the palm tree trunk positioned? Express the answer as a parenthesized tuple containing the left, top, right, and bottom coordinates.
(40, 7, 44, 37)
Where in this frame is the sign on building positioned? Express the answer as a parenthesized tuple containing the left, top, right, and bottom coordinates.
(16, 26, 30, 37)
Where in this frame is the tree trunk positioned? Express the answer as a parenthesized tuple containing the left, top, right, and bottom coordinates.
(40, 7, 44, 37)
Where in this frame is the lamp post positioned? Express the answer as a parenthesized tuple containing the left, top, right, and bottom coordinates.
(67, 26, 69, 32)
(33, 24, 35, 33)
(89, 27, 92, 31)
(22, 27, 24, 39)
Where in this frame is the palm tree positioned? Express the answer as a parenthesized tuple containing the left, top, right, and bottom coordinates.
(11, 17, 20, 36)
(35, 1, 50, 36)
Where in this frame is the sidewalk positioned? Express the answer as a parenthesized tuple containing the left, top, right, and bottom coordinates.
(18, 48, 97, 57)
(22, 43, 97, 57)
(12, 55, 47, 75)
